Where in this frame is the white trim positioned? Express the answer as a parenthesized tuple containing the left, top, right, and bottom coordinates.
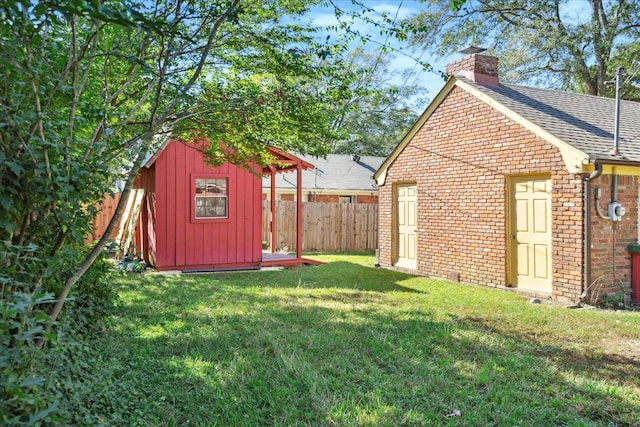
(374, 78, 459, 186)
(373, 77, 592, 183)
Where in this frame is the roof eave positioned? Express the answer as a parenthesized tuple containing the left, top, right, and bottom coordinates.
(583, 158, 640, 176)
(455, 79, 590, 174)
(374, 77, 459, 186)
(142, 136, 172, 168)
(592, 157, 640, 166)
(263, 146, 315, 174)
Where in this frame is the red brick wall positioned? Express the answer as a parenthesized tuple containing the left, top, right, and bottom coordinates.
(588, 174, 637, 300)
(379, 86, 585, 302)
(309, 194, 339, 203)
(355, 195, 378, 204)
(308, 194, 378, 204)
(445, 54, 499, 86)
(264, 193, 378, 204)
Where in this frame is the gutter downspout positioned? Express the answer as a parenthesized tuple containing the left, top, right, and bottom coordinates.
(582, 163, 603, 302)
(611, 171, 620, 281)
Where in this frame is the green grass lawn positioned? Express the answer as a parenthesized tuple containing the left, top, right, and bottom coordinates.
(91, 252, 640, 426)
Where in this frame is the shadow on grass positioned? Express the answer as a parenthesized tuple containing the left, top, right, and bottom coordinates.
(461, 315, 640, 388)
(98, 261, 640, 426)
(127, 261, 423, 303)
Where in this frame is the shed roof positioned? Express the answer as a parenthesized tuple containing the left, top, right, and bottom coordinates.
(261, 146, 314, 174)
(262, 153, 384, 191)
(142, 139, 313, 173)
(375, 76, 640, 183)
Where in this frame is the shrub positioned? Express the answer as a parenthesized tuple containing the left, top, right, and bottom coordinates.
(0, 291, 62, 425)
(0, 244, 120, 424)
(60, 251, 120, 336)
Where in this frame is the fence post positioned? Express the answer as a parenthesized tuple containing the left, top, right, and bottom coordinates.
(261, 200, 378, 252)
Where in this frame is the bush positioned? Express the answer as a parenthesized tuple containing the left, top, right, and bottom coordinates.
(0, 291, 62, 425)
(0, 245, 120, 424)
(61, 252, 120, 336)
(598, 291, 627, 310)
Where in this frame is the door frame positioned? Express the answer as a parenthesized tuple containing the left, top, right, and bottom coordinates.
(393, 182, 418, 269)
(506, 173, 553, 290)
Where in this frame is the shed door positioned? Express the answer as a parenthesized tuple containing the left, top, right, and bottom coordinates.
(396, 184, 417, 269)
(509, 175, 552, 293)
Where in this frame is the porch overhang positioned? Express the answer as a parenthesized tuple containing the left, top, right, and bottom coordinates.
(262, 147, 315, 263)
(262, 146, 314, 174)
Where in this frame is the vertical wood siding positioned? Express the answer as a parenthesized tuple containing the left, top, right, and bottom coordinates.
(90, 192, 122, 242)
(152, 141, 261, 270)
(262, 200, 378, 252)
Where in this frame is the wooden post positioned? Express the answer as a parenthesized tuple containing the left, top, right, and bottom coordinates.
(296, 163, 303, 259)
(270, 166, 276, 253)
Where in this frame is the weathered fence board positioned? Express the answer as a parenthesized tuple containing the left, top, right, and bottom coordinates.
(90, 192, 122, 242)
(262, 200, 378, 252)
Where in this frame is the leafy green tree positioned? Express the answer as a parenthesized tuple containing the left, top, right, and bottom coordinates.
(608, 40, 640, 101)
(327, 47, 423, 156)
(0, 0, 358, 421)
(1, 0, 352, 326)
(403, 0, 640, 97)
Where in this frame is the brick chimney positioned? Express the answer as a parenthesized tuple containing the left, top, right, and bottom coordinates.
(445, 53, 499, 86)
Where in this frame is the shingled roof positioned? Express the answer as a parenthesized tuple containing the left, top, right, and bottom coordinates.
(375, 70, 640, 184)
(263, 153, 383, 191)
(462, 78, 640, 163)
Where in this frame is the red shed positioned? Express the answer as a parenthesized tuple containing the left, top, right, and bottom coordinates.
(130, 139, 315, 271)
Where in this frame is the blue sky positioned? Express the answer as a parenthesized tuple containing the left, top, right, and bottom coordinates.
(303, 0, 460, 104)
(300, 0, 618, 102)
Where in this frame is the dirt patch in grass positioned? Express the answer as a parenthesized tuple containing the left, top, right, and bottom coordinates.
(598, 338, 640, 362)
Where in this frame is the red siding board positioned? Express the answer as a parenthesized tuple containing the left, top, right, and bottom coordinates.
(251, 173, 262, 261)
(175, 142, 187, 267)
(155, 144, 170, 268)
(185, 152, 197, 261)
(190, 222, 204, 266)
(192, 147, 207, 266)
(166, 142, 177, 268)
(245, 173, 255, 261)
(236, 170, 247, 262)
(240, 174, 250, 261)
(222, 171, 234, 263)
(146, 140, 262, 270)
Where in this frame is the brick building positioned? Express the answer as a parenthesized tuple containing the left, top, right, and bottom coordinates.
(263, 154, 383, 204)
(374, 53, 640, 304)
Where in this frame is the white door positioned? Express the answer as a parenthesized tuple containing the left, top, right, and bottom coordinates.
(510, 176, 552, 293)
(396, 184, 417, 269)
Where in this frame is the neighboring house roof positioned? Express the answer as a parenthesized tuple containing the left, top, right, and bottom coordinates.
(263, 153, 384, 192)
(375, 75, 640, 183)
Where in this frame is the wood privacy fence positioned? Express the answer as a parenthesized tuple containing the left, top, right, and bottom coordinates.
(90, 192, 122, 242)
(262, 200, 378, 252)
